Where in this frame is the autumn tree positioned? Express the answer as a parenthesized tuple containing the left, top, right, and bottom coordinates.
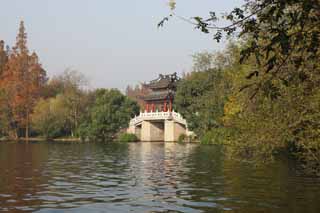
(0, 40, 8, 76)
(0, 21, 47, 140)
(0, 41, 9, 137)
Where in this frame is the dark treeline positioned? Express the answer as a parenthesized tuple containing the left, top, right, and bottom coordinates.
(170, 0, 320, 174)
(0, 21, 139, 141)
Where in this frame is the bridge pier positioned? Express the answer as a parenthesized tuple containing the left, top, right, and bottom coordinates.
(141, 121, 164, 142)
(164, 120, 186, 142)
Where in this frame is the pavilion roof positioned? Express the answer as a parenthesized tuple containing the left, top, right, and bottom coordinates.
(144, 72, 180, 90)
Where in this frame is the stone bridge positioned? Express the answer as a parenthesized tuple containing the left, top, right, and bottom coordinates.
(127, 110, 192, 142)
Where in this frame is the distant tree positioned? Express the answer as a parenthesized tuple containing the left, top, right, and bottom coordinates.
(126, 83, 150, 110)
(192, 52, 215, 72)
(79, 89, 139, 142)
(41, 77, 65, 99)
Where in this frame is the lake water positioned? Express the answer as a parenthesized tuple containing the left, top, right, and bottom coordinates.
(0, 142, 320, 213)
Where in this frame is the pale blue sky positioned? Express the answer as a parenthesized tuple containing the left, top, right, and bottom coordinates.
(0, 0, 242, 90)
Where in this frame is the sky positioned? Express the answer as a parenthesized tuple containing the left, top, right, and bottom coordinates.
(0, 0, 242, 90)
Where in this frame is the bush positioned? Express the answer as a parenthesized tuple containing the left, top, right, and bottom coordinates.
(118, 133, 139, 143)
(200, 131, 214, 144)
(200, 128, 229, 145)
(178, 134, 187, 143)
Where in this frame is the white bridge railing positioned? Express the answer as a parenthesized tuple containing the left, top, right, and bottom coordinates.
(129, 110, 187, 126)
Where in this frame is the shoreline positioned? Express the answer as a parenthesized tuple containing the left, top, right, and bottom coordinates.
(0, 137, 81, 142)
(0, 138, 200, 143)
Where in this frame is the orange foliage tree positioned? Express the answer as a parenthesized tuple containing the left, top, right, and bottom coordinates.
(0, 21, 47, 140)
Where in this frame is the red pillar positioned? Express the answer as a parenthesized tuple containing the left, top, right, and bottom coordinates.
(152, 103, 155, 112)
(169, 100, 172, 112)
(163, 101, 167, 112)
(146, 104, 149, 112)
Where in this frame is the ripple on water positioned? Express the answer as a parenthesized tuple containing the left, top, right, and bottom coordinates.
(0, 142, 320, 213)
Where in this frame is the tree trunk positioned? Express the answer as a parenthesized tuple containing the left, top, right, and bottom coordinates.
(25, 108, 29, 142)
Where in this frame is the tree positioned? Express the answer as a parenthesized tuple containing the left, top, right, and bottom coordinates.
(0, 40, 8, 76)
(191, 52, 215, 72)
(79, 89, 139, 142)
(126, 83, 150, 109)
(41, 77, 66, 99)
(57, 69, 88, 137)
(175, 70, 218, 136)
(175, 45, 240, 139)
(0, 41, 10, 137)
(39, 69, 90, 137)
(0, 91, 10, 137)
(164, 0, 320, 174)
(31, 96, 68, 138)
(0, 21, 47, 140)
(161, 0, 320, 97)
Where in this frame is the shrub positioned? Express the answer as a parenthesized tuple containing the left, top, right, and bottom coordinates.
(118, 133, 138, 143)
(200, 131, 214, 144)
(200, 128, 229, 145)
(178, 134, 187, 143)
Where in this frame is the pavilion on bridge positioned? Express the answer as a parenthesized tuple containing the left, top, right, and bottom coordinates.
(142, 72, 180, 113)
(127, 73, 194, 142)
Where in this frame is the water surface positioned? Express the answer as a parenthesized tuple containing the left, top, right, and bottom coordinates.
(0, 142, 320, 212)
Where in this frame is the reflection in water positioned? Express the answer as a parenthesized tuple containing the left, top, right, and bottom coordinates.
(0, 142, 320, 212)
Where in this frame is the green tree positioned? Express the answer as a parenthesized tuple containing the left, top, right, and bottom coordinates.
(175, 45, 240, 140)
(0, 91, 11, 138)
(165, 0, 320, 174)
(79, 89, 139, 142)
(191, 52, 215, 72)
(175, 70, 219, 136)
(223, 53, 320, 173)
(58, 70, 88, 137)
(40, 69, 91, 137)
(31, 95, 68, 138)
(163, 0, 320, 97)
